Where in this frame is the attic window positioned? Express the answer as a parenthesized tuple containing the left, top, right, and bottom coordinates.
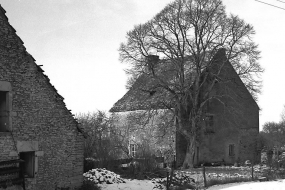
(0, 91, 9, 132)
(20, 151, 35, 178)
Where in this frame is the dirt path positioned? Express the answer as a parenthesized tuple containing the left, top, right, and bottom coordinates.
(207, 179, 285, 190)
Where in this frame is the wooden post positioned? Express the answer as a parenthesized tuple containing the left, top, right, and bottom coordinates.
(166, 171, 169, 190)
(203, 166, 207, 187)
(251, 162, 254, 181)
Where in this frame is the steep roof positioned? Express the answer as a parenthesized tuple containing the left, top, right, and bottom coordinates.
(0, 4, 86, 137)
(110, 49, 258, 112)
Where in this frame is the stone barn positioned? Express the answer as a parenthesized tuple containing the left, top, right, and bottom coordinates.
(110, 49, 260, 167)
(0, 4, 85, 190)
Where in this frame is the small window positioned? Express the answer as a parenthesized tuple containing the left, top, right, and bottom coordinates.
(205, 115, 214, 127)
(229, 144, 235, 157)
(204, 115, 214, 133)
(20, 151, 35, 178)
(0, 91, 9, 132)
(130, 144, 136, 157)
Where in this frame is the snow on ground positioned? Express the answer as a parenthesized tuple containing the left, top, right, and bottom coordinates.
(98, 179, 161, 190)
(98, 179, 285, 190)
(207, 179, 285, 190)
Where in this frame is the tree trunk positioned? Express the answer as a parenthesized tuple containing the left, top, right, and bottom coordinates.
(182, 135, 196, 168)
(177, 105, 199, 169)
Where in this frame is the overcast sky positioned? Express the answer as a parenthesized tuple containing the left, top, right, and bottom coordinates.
(0, 0, 285, 130)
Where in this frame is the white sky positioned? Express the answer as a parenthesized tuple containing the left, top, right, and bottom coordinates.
(0, 0, 285, 130)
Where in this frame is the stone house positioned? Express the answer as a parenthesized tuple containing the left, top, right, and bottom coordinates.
(110, 49, 260, 167)
(0, 5, 85, 190)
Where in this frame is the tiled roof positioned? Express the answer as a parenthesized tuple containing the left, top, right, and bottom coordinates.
(110, 49, 227, 113)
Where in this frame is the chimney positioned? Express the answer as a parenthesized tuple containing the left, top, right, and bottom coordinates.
(210, 48, 227, 75)
(146, 55, 159, 72)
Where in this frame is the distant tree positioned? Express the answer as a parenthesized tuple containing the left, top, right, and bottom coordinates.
(76, 111, 124, 161)
(119, 0, 263, 168)
(261, 121, 285, 167)
(262, 121, 285, 148)
(280, 105, 285, 122)
(111, 110, 175, 159)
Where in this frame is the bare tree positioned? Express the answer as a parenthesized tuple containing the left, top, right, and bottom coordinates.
(119, 0, 263, 168)
(280, 105, 285, 122)
(111, 110, 175, 159)
(76, 111, 125, 161)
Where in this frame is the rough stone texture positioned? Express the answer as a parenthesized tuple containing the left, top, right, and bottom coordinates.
(0, 4, 84, 190)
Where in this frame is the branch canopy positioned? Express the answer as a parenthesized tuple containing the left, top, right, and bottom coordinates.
(119, 0, 262, 100)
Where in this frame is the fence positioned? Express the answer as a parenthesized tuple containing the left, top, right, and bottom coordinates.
(164, 163, 285, 189)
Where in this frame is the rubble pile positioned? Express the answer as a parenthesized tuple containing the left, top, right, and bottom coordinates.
(83, 168, 126, 184)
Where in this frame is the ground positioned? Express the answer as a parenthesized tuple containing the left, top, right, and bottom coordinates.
(98, 179, 158, 190)
(207, 179, 285, 190)
(99, 179, 285, 190)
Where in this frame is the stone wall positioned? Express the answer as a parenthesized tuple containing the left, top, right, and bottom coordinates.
(0, 5, 84, 190)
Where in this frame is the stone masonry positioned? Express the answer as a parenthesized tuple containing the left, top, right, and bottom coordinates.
(176, 50, 260, 167)
(0, 5, 84, 190)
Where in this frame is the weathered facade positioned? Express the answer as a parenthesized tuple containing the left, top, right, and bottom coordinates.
(175, 50, 260, 166)
(110, 50, 260, 167)
(0, 5, 84, 190)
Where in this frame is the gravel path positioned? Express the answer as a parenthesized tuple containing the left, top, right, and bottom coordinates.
(207, 179, 285, 190)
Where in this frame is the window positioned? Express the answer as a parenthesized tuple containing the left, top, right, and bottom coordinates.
(130, 144, 136, 157)
(229, 144, 235, 157)
(20, 151, 35, 178)
(0, 91, 9, 132)
(204, 115, 214, 134)
(205, 115, 214, 127)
